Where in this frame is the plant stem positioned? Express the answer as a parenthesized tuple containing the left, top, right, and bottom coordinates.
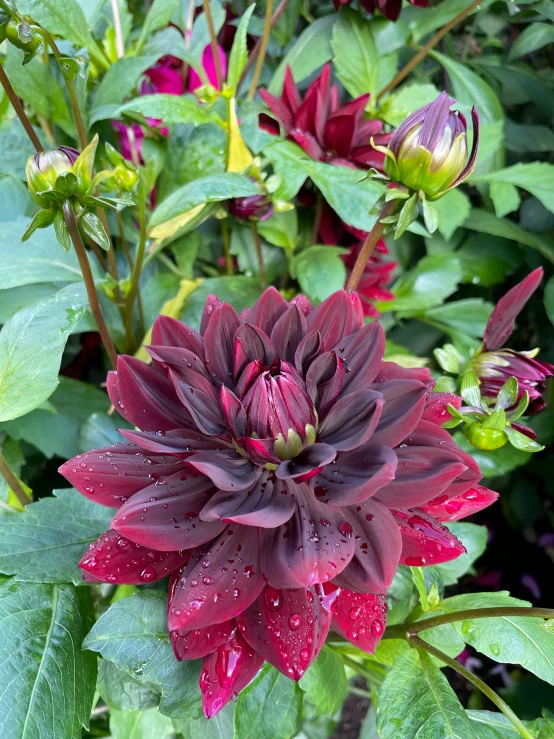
(0, 64, 42, 152)
(221, 219, 234, 275)
(240, 0, 291, 88)
(111, 0, 126, 58)
(339, 653, 385, 689)
(203, 0, 223, 90)
(384, 607, 554, 640)
(345, 200, 396, 292)
(251, 222, 267, 289)
(311, 191, 323, 244)
(124, 180, 147, 351)
(247, 0, 274, 100)
(116, 211, 134, 270)
(377, 0, 481, 100)
(63, 201, 118, 369)
(410, 635, 534, 739)
(0, 451, 30, 507)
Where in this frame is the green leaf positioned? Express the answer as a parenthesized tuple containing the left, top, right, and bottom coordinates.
(136, 0, 180, 53)
(109, 94, 219, 127)
(0, 580, 97, 739)
(234, 664, 303, 739)
(298, 646, 347, 716)
(505, 121, 554, 154)
(291, 246, 347, 304)
(432, 189, 471, 241)
(98, 659, 160, 712)
(379, 83, 439, 127)
(432, 523, 488, 586)
(505, 426, 545, 452)
(395, 193, 419, 238)
(464, 209, 554, 263)
(21, 209, 56, 241)
(440, 591, 554, 685)
(81, 211, 111, 251)
(227, 5, 256, 94)
(269, 16, 335, 94)
(473, 162, 554, 217)
(496, 377, 519, 411)
(230, 225, 287, 285)
(110, 708, 176, 739)
(407, 0, 492, 43)
(257, 210, 298, 249)
(545, 274, 554, 327)
(174, 707, 235, 739)
(466, 711, 522, 739)
(460, 370, 482, 408)
(331, 7, 379, 100)
(54, 211, 72, 251)
(489, 181, 521, 218)
(0, 284, 88, 421)
(376, 649, 477, 738)
(181, 277, 262, 331)
(0, 119, 45, 179)
(0, 488, 112, 584)
(424, 299, 493, 338)
(189, 1, 226, 67)
(434, 343, 464, 374)
(509, 22, 554, 60)
(83, 591, 201, 718)
(80, 411, 129, 452)
(91, 55, 159, 117)
(385, 254, 462, 312)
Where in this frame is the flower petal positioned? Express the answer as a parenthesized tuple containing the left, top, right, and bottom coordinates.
(318, 389, 383, 451)
(422, 392, 462, 425)
(240, 287, 289, 334)
(295, 330, 323, 375)
(204, 303, 242, 387)
(111, 470, 224, 551)
(118, 428, 221, 455)
(200, 294, 224, 335)
(306, 351, 342, 418)
(169, 370, 226, 436)
(187, 450, 260, 492)
(271, 306, 307, 364)
(220, 386, 247, 438)
(369, 379, 426, 447)
(310, 443, 397, 505)
(331, 590, 387, 654)
(420, 485, 498, 522)
(240, 586, 331, 679)
(168, 525, 263, 630)
(58, 445, 186, 507)
(79, 529, 189, 584)
(275, 443, 337, 480)
(151, 315, 204, 356)
(334, 320, 385, 396)
(395, 509, 466, 566)
(171, 619, 237, 660)
(234, 324, 274, 379)
(306, 290, 364, 350)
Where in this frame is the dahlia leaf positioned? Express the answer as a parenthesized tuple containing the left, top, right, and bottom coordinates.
(136, 0, 181, 54)
(467, 710, 533, 739)
(460, 370, 482, 409)
(430, 522, 488, 586)
(377, 649, 477, 739)
(434, 344, 465, 374)
(504, 426, 545, 453)
(234, 664, 303, 739)
(83, 591, 202, 719)
(298, 646, 346, 717)
(227, 4, 256, 95)
(109, 707, 176, 739)
(332, 7, 379, 101)
(0, 488, 112, 585)
(0, 580, 97, 739)
(506, 390, 529, 422)
(97, 659, 160, 712)
(291, 245, 347, 303)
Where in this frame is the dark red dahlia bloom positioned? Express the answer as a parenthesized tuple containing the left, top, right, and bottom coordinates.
(259, 65, 392, 171)
(60, 288, 494, 715)
(476, 267, 554, 413)
(333, 0, 428, 22)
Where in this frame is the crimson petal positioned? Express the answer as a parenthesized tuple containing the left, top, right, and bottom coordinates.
(306, 351, 342, 418)
(240, 586, 331, 679)
(270, 306, 307, 364)
(395, 509, 466, 566)
(422, 392, 462, 426)
(171, 619, 237, 660)
(420, 485, 499, 522)
(187, 450, 260, 491)
(170, 370, 226, 436)
(241, 286, 289, 334)
(295, 330, 323, 375)
(331, 590, 387, 654)
(306, 290, 363, 350)
(58, 445, 186, 507)
(119, 428, 221, 455)
(276, 443, 336, 480)
(369, 380, 426, 447)
(79, 529, 189, 585)
(168, 525, 263, 630)
(234, 324, 274, 378)
(203, 303, 242, 387)
(111, 470, 224, 551)
(220, 386, 247, 438)
(151, 314, 204, 356)
(334, 321, 385, 396)
(318, 389, 383, 451)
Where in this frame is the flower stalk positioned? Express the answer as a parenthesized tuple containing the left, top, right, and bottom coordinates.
(251, 222, 267, 289)
(0, 63, 42, 152)
(346, 200, 397, 292)
(0, 451, 31, 508)
(202, 0, 223, 90)
(124, 179, 147, 351)
(247, 0, 273, 100)
(240, 0, 291, 88)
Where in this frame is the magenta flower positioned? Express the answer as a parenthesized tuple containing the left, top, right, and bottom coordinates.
(333, 0, 428, 22)
(188, 44, 227, 92)
(141, 58, 184, 96)
(475, 267, 554, 413)
(60, 288, 494, 716)
(260, 66, 392, 171)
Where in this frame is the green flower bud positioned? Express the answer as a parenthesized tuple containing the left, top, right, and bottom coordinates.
(25, 147, 80, 207)
(463, 422, 508, 451)
(6, 20, 42, 59)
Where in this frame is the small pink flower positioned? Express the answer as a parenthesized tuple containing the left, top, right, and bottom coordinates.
(188, 44, 227, 92)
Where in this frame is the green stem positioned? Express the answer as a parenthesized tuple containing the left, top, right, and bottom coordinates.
(239, 0, 291, 89)
(251, 222, 267, 289)
(124, 180, 147, 351)
(221, 218, 233, 276)
(345, 200, 396, 292)
(339, 652, 385, 689)
(410, 635, 534, 739)
(0, 451, 30, 508)
(0, 64, 42, 152)
(383, 607, 554, 640)
(247, 0, 273, 100)
(63, 201, 118, 369)
(202, 0, 223, 90)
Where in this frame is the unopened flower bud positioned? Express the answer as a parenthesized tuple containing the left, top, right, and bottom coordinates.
(26, 146, 80, 207)
(463, 422, 508, 451)
(6, 20, 42, 61)
(227, 192, 273, 222)
(384, 91, 479, 201)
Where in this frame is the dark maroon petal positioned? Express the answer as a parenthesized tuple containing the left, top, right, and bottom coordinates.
(275, 443, 336, 480)
(418, 91, 452, 152)
(168, 526, 263, 630)
(171, 619, 237, 660)
(204, 303, 242, 387)
(324, 114, 356, 158)
(260, 482, 355, 589)
(200, 473, 295, 528)
(259, 89, 294, 132)
(334, 321, 385, 396)
(200, 294, 224, 335)
(282, 66, 301, 111)
(58, 445, 186, 507)
(290, 295, 313, 317)
(420, 485, 498, 522)
(422, 392, 462, 426)
(151, 315, 204, 356)
(311, 443, 397, 505)
(111, 470, 224, 551)
(240, 586, 331, 679)
(119, 428, 221, 455)
(241, 287, 289, 334)
(295, 330, 323, 375)
(146, 345, 211, 383)
(374, 361, 433, 387)
(452, 106, 480, 188)
(289, 129, 325, 161)
(395, 509, 466, 566)
(241, 437, 281, 466)
(187, 450, 260, 492)
(170, 370, 226, 436)
(369, 380, 426, 447)
(306, 291, 363, 351)
(375, 446, 466, 509)
(106, 370, 122, 413)
(115, 356, 192, 431)
(200, 633, 264, 718)
(337, 94, 370, 122)
(271, 306, 307, 364)
(483, 267, 544, 351)
(220, 386, 247, 438)
(79, 529, 189, 584)
(331, 590, 387, 654)
(234, 324, 274, 379)
(333, 498, 402, 594)
(318, 389, 383, 451)
(306, 352, 342, 418)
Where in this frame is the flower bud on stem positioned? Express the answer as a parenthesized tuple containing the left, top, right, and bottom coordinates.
(346, 200, 397, 292)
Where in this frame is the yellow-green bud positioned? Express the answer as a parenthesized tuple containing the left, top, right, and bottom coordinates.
(25, 147, 80, 207)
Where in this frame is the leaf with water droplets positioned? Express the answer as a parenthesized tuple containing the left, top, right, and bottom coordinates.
(298, 645, 346, 717)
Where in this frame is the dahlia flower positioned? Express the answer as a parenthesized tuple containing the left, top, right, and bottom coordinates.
(333, 0, 428, 22)
(61, 288, 496, 716)
(475, 267, 554, 414)
(259, 65, 392, 171)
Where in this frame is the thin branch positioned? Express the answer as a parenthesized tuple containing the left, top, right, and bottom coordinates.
(251, 222, 267, 289)
(0, 64, 42, 152)
(221, 218, 234, 276)
(0, 451, 31, 508)
(111, 0, 125, 58)
(239, 0, 291, 88)
(345, 200, 396, 292)
(203, 0, 223, 89)
(124, 180, 148, 352)
(377, 0, 482, 100)
(247, 0, 274, 100)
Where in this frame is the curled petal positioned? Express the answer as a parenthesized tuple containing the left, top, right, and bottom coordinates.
(204, 303, 242, 387)
(290, 294, 314, 317)
(331, 589, 387, 654)
(119, 428, 221, 455)
(240, 586, 331, 680)
(306, 352, 342, 418)
(187, 450, 260, 492)
(168, 525, 263, 631)
(420, 485, 499, 522)
(234, 324, 274, 378)
(220, 386, 247, 438)
(306, 290, 364, 350)
(241, 286, 289, 334)
(275, 443, 336, 480)
(422, 392, 462, 426)
(79, 529, 189, 585)
(171, 619, 237, 661)
(200, 294, 224, 335)
(170, 370, 226, 436)
(395, 509, 466, 566)
(270, 306, 307, 364)
(369, 379, 426, 447)
(200, 633, 264, 718)
(147, 345, 211, 384)
(295, 330, 323, 375)
(151, 314, 204, 356)
(334, 320, 385, 396)
(374, 361, 433, 387)
(58, 445, 186, 507)
(111, 470, 224, 551)
(319, 390, 383, 451)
